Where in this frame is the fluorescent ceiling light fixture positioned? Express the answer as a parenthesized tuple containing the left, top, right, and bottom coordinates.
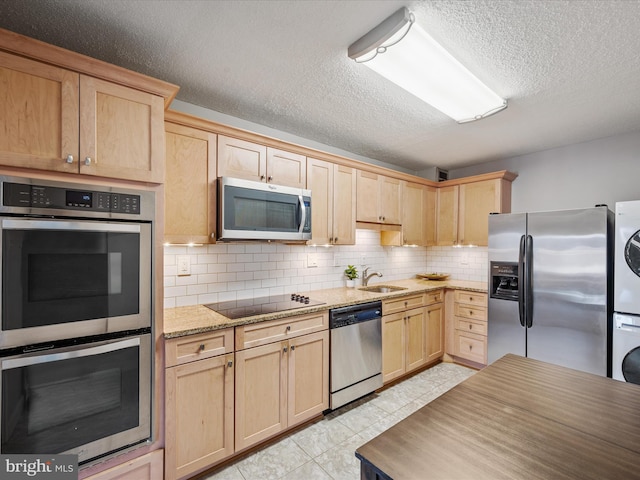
(348, 7, 507, 123)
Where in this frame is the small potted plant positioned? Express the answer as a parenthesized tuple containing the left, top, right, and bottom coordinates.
(344, 265, 358, 288)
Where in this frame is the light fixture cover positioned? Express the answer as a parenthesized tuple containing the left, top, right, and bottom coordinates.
(348, 8, 507, 123)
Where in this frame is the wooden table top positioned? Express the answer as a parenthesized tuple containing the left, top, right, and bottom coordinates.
(355, 354, 640, 480)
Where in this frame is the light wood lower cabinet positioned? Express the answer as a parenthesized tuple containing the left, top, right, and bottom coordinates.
(447, 290, 488, 366)
(382, 291, 444, 384)
(235, 329, 329, 451)
(165, 329, 234, 480)
(83, 450, 164, 480)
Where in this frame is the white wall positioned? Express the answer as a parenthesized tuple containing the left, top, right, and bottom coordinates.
(449, 130, 640, 213)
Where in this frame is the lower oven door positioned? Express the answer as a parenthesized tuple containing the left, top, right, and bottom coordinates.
(0, 333, 151, 465)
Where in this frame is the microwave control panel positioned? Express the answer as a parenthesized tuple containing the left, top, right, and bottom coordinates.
(2, 182, 141, 215)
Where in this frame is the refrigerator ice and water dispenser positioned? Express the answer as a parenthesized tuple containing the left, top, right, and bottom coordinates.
(490, 262, 519, 301)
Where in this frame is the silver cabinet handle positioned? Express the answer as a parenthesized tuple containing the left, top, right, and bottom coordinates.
(286, 325, 291, 331)
(199, 344, 205, 352)
(260, 175, 266, 181)
(227, 360, 233, 368)
(66, 154, 74, 164)
(283, 346, 288, 353)
(268, 176, 273, 182)
(84, 157, 92, 166)
(291, 345, 295, 351)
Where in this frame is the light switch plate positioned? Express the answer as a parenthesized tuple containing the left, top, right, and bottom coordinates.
(177, 255, 191, 276)
(307, 253, 318, 268)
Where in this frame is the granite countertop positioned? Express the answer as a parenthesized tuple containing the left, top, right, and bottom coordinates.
(163, 278, 487, 339)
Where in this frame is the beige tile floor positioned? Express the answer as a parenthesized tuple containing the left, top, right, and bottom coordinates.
(203, 362, 475, 480)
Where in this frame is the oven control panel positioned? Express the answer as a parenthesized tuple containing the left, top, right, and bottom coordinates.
(3, 182, 141, 214)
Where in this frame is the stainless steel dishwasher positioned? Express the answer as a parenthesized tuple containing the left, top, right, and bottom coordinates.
(329, 301, 383, 410)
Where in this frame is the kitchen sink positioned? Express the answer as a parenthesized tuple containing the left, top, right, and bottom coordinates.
(358, 285, 408, 293)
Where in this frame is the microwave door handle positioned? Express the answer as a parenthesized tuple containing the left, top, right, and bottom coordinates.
(298, 195, 306, 233)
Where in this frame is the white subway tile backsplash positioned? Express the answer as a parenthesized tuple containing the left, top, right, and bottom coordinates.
(163, 230, 489, 307)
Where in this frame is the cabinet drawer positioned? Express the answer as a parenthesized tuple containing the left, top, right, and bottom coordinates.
(165, 328, 234, 367)
(235, 312, 328, 350)
(454, 290, 487, 307)
(455, 317, 488, 336)
(383, 294, 425, 315)
(454, 303, 487, 322)
(454, 330, 486, 364)
(424, 289, 443, 306)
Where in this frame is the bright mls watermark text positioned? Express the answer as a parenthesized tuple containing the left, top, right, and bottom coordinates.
(1, 455, 77, 479)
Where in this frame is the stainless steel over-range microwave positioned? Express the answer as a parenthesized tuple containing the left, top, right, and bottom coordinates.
(218, 177, 311, 241)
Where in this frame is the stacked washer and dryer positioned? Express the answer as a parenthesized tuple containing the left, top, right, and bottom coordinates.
(613, 201, 640, 384)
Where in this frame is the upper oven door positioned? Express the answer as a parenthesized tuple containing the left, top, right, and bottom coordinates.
(0, 218, 151, 348)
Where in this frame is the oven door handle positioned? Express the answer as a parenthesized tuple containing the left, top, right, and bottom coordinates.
(1, 219, 141, 233)
(2, 337, 141, 370)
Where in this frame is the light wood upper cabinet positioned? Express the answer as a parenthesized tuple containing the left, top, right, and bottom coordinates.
(0, 51, 79, 172)
(165, 122, 217, 244)
(357, 170, 402, 225)
(306, 157, 356, 245)
(401, 181, 437, 246)
(267, 147, 306, 188)
(0, 51, 165, 182)
(437, 177, 512, 246)
(218, 135, 306, 188)
(79, 75, 165, 182)
(436, 185, 460, 246)
(458, 179, 510, 246)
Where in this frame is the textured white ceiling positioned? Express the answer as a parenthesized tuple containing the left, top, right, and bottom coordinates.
(2, 0, 640, 173)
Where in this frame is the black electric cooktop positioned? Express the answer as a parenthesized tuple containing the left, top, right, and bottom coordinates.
(205, 293, 325, 319)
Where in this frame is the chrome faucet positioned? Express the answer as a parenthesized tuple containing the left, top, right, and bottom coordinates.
(362, 267, 383, 286)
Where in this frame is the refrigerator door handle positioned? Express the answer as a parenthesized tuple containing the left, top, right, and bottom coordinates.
(525, 234, 534, 328)
(518, 235, 526, 327)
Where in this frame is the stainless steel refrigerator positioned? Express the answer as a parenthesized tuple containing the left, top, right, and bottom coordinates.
(487, 206, 613, 377)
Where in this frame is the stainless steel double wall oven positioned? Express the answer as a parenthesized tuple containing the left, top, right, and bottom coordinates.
(0, 176, 154, 465)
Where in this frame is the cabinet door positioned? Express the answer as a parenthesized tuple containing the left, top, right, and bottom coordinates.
(333, 165, 356, 245)
(436, 185, 459, 246)
(165, 123, 217, 244)
(288, 330, 329, 426)
(405, 307, 427, 372)
(267, 147, 306, 188)
(307, 157, 333, 245)
(424, 185, 437, 246)
(380, 176, 402, 225)
(425, 303, 444, 363)
(458, 179, 503, 246)
(356, 170, 380, 223)
(79, 75, 165, 182)
(0, 51, 79, 172)
(235, 341, 287, 451)
(217, 135, 267, 182)
(402, 182, 425, 246)
(382, 312, 406, 383)
(165, 354, 234, 480)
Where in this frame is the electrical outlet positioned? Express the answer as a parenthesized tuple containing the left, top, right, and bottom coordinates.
(360, 254, 367, 265)
(333, 254, 339, 267)
(177, 255, 191, 276)
(307, 253, 318, 268)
